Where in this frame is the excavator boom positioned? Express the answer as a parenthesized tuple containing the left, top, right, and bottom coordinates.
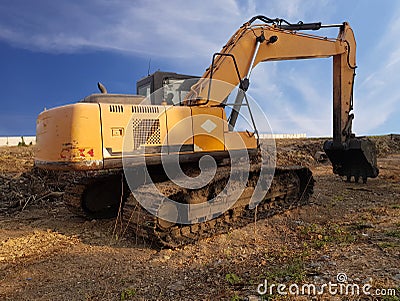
(185, 15, 378, 182)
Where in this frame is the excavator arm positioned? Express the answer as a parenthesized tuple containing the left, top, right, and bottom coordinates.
(186, 16, 378, 182)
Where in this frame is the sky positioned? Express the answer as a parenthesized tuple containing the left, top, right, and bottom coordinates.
(0, 0, 399, 137)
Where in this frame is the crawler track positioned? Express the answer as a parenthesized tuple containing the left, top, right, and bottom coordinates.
(121, 166, 314, 248)
(62, 158, 314, 248)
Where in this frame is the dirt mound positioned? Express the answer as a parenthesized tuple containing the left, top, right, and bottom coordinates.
(275, 138, 325, 167)
(267, 134, 400, 168)
(0, 229, 79, 263)
(371, 134, 400, 156)
(0, 167, 67, 213)
(0, 146, 70, 213)
(0, 145, 35, 173)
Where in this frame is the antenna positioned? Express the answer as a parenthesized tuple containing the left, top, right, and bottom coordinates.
(147, 58, 152, 76)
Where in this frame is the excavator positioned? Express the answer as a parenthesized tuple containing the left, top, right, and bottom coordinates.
(35, 16, 378, 247)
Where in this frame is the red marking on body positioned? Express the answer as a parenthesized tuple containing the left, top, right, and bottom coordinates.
(87, 148, 94, 157)
(79, 149, 86, 157)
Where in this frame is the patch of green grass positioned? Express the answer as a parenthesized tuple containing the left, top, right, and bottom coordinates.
(378, 242, 399, 249)
(283, 259, 305, 282)
(299, 223, 355, 250)
(120, 288, 136, 300)
(264, 258, 305, 282)
(231, 293, 241, 301)
(226, 273, 241, 285)
(385, 230, 400, 239)
(299, 223, 318, 237)
(224, 247, 233, 257)
(327, 195, 345, 207)
(333, 195, 345, 202)
(391, 204, 400, 209)
(312, 239, 328, 249)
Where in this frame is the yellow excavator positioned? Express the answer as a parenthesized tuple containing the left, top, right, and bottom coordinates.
(35, 16, 378, 247)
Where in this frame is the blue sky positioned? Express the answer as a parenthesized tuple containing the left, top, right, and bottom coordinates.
(0, 0, 399, 136)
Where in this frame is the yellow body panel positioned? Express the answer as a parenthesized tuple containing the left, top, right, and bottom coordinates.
(100, 103, 134, 156)
(191, 107, 225, 152)
(35, 99, 257, 170)
(224, 131, 257, 150)
(164, 106, 193, 150)
(35, 103, 103, 169)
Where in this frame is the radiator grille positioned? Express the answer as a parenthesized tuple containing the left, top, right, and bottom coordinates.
(132, 119, 161, 150)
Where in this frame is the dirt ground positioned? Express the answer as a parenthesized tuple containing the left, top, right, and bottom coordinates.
(0, 136, 399, 300)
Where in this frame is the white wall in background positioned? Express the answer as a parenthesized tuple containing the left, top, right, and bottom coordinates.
(0, 136, 36, 146)
(259, 133, 306, 139)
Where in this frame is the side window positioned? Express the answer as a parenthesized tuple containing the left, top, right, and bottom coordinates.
(138, 83, 151, 97)
(163, 78, 199, 105)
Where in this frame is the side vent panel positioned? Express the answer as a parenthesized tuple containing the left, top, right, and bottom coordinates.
(109, 105, 124, 113)
(132, 119, 161, 150)
(132, 106, 160, 114)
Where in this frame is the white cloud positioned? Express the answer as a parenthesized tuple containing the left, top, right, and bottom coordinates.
(0, 0, 243, 59)
(0, 0, 311, 76)
(0, 0, 333, 57)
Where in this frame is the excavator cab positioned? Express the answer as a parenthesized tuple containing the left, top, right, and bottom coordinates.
(136, 71, 198, 105)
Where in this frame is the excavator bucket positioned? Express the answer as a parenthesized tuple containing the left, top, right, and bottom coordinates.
(323, 138, 379, 183)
